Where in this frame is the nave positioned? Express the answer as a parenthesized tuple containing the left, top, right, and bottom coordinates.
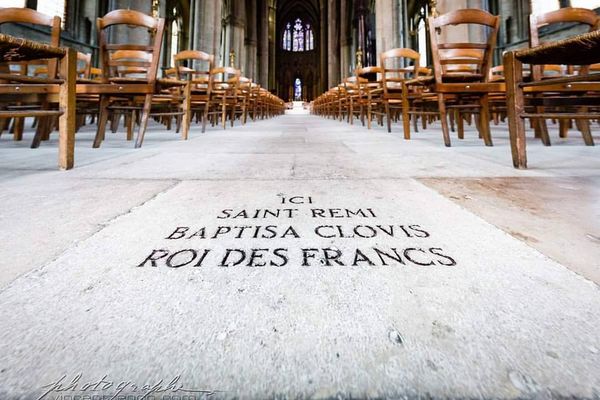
(0, 112, 599, 398)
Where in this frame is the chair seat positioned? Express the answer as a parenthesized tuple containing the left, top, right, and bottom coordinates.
(0, 73, 63, 84)
(442, 73, 484, 83)
(157, 78, 187, 88)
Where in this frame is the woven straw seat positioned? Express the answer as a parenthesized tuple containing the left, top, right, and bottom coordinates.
(515, 30, 600, 66)
(0, 33, 65, 62)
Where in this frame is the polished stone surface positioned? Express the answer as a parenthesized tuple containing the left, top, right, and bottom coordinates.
(0, 115, 598, 399)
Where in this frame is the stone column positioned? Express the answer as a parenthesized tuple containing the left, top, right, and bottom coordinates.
(188, 0, 195, 49)
(258, 0, 269, 87)
(320, 0, 328, 91)
(217, 1, 241, 71)
(227, 1, 246, 71)
(327, 0, 339, 87)
(375, 0, 401, 61)
(436, 0, 469, 44)
(194, 0, 223, 66)
(340, 0, 351, 79)
(109, 0, 152, 45)
(268, 0, 276, 90)
(244, 0, 258, 80)
(109, 0, 150, 13)
(466, 0, 485, 43)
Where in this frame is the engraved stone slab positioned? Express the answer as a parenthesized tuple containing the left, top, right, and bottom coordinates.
(0, 179, 597, 399)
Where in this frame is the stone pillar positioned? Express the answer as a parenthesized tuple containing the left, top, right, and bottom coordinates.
(188, 0, 195, 49)
(222, 1, 245, 69)
(244, 0, 258, 80)
(232, 1, 246, 71)
(258, 0, 269, 87)
(400, 0, 409, 48)
(109, 0, 150, 13)
(327, 0, 339, 87)
(466, 0, 485, 43)
(194, 0, 223, 66)
(340, 0, 351, 79)
(268, 0, 276, 91)
(109, 0, 152, 44)
(375, 0, 401, 62)
(436, 0, 469, 44)
(320, 0, 328, 91)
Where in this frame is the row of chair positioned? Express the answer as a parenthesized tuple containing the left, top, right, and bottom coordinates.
(0, 7, 285, 159)
(312, 7, 599, 156)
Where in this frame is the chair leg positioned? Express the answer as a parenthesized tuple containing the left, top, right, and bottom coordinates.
(181, 84, 191, 140)
(134, 94, 153, 148)
(579, 119, 595, 146)
(385, 101, 391, 133)
(437, 95, 451, 147)
(402, 84, 411, 140)
(93, 96, 110, 148)
(559, 119, 569, 138)
(533, 104, 551, 146)
(504, 51, 527, 169)
(58, 48, 76, 170)
(479, 94, 493, 146)
(202, 102, 210, 133)
(457, 111, 465, 140)
(126, 111, 135, 141)
(221, 99, 227, 129)
(14, 117, 24, 141)
(110, 112, 120, 133)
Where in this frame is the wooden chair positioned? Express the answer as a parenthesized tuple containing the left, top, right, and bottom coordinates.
(341, 75, 365, 125)
(0, 9, 76, 169)
(246, 82, 262, 122)
(0, 7, 62, 146)
(237, 76, 252, 125)
(380, 48, 423, 135)
(172, 50, 213, 135)
(528, 7, 600, 145)
(203, 66, 241, 130)
(411, 9, 500, 147)
(356, 66, 384, 129)
(88, 9, 187, 148)
(504, 30, 600, 168)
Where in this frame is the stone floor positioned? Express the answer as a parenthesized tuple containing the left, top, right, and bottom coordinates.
(0, 114, 598, 399)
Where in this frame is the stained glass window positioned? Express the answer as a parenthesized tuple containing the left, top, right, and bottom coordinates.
(282, 23, 292, 51)
(282, 18, 314, 52)
(293, 19, 304, 51)
(294, 78, 302, 100)
(306, 24, 314, 51)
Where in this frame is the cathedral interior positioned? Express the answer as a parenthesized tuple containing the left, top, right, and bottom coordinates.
(3, 0, 597, 102)
(0, 1, 599, 399)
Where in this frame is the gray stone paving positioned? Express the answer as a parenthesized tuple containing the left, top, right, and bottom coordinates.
(0, 115, 598, 399)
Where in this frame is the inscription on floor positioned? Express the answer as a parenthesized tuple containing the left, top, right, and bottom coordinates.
(137, 194, 457, 269)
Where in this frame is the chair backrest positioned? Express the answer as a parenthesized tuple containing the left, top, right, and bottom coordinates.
(530, 7, 600, 79)
(209, 66, 241, 96)
(0, 7, 61, 78)
(174, 50, 214, 90)
(97, 9, 165, 84)
(356, 66, 382, 76)
(489, 65, 504, 81)
(380, 48, 422, 95)
(428, 9, 500, 84)
(77, 52, 92, 78)
(110, 49, 153, 78)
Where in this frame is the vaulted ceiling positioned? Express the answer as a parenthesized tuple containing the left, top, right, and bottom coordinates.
(276, 0, 321, 27)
